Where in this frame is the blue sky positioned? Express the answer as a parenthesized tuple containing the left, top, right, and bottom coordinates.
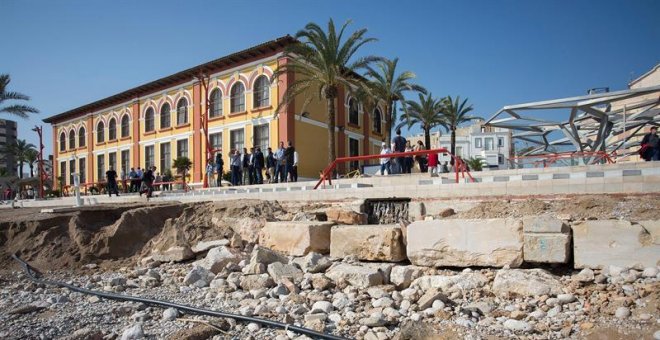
(2, 0, 658, 154)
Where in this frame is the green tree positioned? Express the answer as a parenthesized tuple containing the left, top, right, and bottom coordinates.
(2, 139, 36, 178)
(364, 58, 425, 144)
(273, 18, 378, 165)
(466, 157, 486, 171)
(172, 157, 192, 189)
(0, 168, 8, 177)
(398, 93, 445, 150)
(0, 74, 39, 118)
(25, 149, 38, 177)
(441, 96, 480, 162)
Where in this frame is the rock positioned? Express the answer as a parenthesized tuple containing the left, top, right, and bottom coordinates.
(359, 313, 387, 327)
(572, 220, 660, 269)
(643, 267, 659, 278)
(191, 239, 230, 254)
(654, 330, 660, 340)
(417, 289, 450, 310)
(8, 304, 44, 315)
(88, 296, 101, 303)
(250, 246, 289, 265)
(529, 310, 546, 320)
(390, 266, 422, 289)
(243, 262, 266, 275)
(311, 274, 333, 291)
(131, 312, 151, 322)
(638, 220, 660, 245)
(523, 233, 571, 264)
(615, 307, 630, 319)
(162, 308, 178, 321)
(240, 274, 275, 290)
(247, 323, 260, 332)
(522, 216, 569, 233)
(411, 272, 488, 292)
(229, 233, 243, 248)
(195, 246, 243, 274)
(574, 268, 595, 282)
(183, 266, 213, 286)
(330, 225, 406, 262)
(503, 319, 533, 332)
(407, 218, 523, 268)
(326, 208, 368, 225)
(267, 262, 303, 282)
(61, 327, 103, 340)
(325, 263, 383, 289)
(152, 246, 194, 263)
(259, 221, 334, 256)
(232, 217, 267, 244)
(373, 297, 394, 308)
(510, 310, 526, 320)
(121, 324, 144, 340)
(557, 293, 576, 304)
(291, 252, 332, 273)
(438, 208, 455, 218)
(310, 301, 333, 314)
(492, 269, 563, 297)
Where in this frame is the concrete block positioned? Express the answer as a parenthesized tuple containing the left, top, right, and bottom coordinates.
(523, 233, 571, 263)
(572, 220, 660, 269)
(259, 221, 334, 256)
(407, 218, 523, 268)
(638, 220, 660, 245)
(523, 216, 568, 233)
(330, 225, 406, 262)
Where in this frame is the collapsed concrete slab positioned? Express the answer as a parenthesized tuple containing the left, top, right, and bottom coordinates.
(325, 263, 384, 288)
(492, 269, 563, 297)
(259, 221, 334, 256)
(572, 220, 660, 269)
(522, 216, 570, 233)
(406, 218, 523, 268)
(330, 225, 406, 262)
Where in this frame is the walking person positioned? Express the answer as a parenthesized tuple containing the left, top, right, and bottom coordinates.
(379, 142, 392, 175)
(292, 150, 299, 182)
(141, 166, 156, 198)
(106, 166, 120, 197)
(427, 150, 439, 177)
(231, 150, 241, 186)
(129, 167, 137, 192)
(206, 162, 214, 187)
(266, 147, 276, 183)
(254, 147, 265, 184)
(392, 129, 407, 174)
(136, 167, 143, 192)
(274, 141, 285, 183)
(248, 147, 256, 185)
(284, 141, 295, 182)
(640, 126, 660, 161)
(404, 141, 414, 174)
(215, 153, 224, 187)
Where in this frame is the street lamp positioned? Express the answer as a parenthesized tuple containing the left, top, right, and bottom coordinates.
(31, 126, 45, 200)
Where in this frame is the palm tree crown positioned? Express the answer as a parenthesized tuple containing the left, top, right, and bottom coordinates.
(0, 74, 39, 119)
(364, 58, 425, 144)
(2, 139, 36, 178)
(273, 18, 379, 165)
(441, 95, 480, 161)
(398, 93, 445, 150)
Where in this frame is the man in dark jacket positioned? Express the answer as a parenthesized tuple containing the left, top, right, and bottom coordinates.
(141, 166, 156, 198)
(106, 166, 120, 197)
(392, 129, 407, 174)
(641, 126, 659, 161)
(266, 147, 276, 183)
(284, 141, 295, 182)
(254, 147, 265, 184)
(215, 153, 224, 186)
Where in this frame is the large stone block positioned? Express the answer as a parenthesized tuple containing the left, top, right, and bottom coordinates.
(325, 263, 384, 288)
(325, 208, 368, 225)
(406, 218, 523, 268)
(492, 269, 563, 297)
(523, 216, 569, 233)
(259, 221, 334, 256)
(523, 234, 571, 263)
(330, 225, 406, 262)
(638, 220, 660, 245)
(572, 220, 660, 269)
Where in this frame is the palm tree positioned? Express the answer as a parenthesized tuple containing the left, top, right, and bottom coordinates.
(25, 149, 39, 177)
(364, 58, 425, 144)
(0, 74, 39, 118)
(273, 18, 379, 166)
(172, 157, 192, 189)
(441, 96, 480, 163)
(398, 93, 445, 150)
(2, 139, 36, 178)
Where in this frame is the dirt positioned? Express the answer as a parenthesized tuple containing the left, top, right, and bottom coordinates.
(0, 200, 286, 272)
(452, 194, 660, 221)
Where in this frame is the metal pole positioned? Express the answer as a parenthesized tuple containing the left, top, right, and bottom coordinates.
(622, 105, 627, 160)
(33, 126, 45, 199)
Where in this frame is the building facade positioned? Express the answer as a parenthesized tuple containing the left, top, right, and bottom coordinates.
(407, 120, 514, 169)
(0, 119, 18, 176)
(44, 37, 387, 188)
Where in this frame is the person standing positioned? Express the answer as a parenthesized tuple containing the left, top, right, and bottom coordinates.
(284, 141, 295, 182)
(640, 126, 659, 161)
(427, 150, 439, 177)
(248, 147, 256, 185)
(128, 167, 137, 192)
(404, 141, 414, 174)
(414, 140, 427, 172)
(392, 129, 407, 174)
(254, 147, 265, 184)
(379, 142, 392, 175)
(231, 150, 241, 186)
(274, 141, 285, 183)
(292, 150, 299, 182)
(154, 172, 162, 191)
(141, 166, 156, 198)
(266, 147, 276, 183)
(106, 166, 120, 197)
(215, 153, 224, 187)
(136, 167, 143, 192)
(206, 162, 214, 187)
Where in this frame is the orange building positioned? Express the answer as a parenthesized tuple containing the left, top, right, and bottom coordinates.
(44, 36, 387, 188)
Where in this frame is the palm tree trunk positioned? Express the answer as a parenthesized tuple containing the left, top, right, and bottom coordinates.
(424, 126, 431, 151)
(326, 97, 336, 166)
(450, 127, 456, 165)
(385, 102, 393, 145)
(19, 163, 24, 178)
(30, 164, 34, 178)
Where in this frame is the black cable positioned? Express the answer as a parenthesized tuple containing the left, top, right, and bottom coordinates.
(12, 254, 349, 340)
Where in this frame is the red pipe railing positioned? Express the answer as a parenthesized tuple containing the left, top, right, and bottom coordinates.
(313, 148, 475, 189)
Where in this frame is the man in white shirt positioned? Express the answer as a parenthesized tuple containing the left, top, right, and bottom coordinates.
(379, 142, 392, 175)
(274, 141, 285, 183)
(292, 151, 299, 182)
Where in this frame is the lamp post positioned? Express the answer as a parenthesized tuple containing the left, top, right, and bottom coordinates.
(31, 126, 45, 199)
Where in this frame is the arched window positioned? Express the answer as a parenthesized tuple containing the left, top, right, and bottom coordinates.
(69, 130, 76, 149)
(348, 98, 359, 125)
(160, 103, 171, 129)
(373, 108, 382, 134)
(253, 75, 270, 108)
(230, 82, 245, 113)
(59, 132, 66, 151)
(209, 89, 223, 118)
(177, 98, 188, 125)
(78, 127, 86, 147)
(97, 121, 105, 143)
(108, 118, 117, 140)
(120, 115, 130, 138)
(145, 108, 155, 132)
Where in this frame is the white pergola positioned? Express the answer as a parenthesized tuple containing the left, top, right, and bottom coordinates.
(485, 85, 660, 165)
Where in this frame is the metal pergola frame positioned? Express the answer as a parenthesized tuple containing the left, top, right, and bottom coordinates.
(485, 85, 660, 165)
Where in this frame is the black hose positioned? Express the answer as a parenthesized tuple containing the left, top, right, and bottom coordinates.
(11, 254, 349, 340)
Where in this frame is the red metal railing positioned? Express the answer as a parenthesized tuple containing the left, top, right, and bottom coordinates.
(511, 151, 615, 168)
(314, 148, 475, 189)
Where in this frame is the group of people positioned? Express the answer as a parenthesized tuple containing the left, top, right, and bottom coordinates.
(106, 165, 163, 198)
(379, 129, 450, 176)
(207, 141, 299, 187)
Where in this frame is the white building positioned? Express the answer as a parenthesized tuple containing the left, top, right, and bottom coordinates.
(407, 119, 514, 169)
